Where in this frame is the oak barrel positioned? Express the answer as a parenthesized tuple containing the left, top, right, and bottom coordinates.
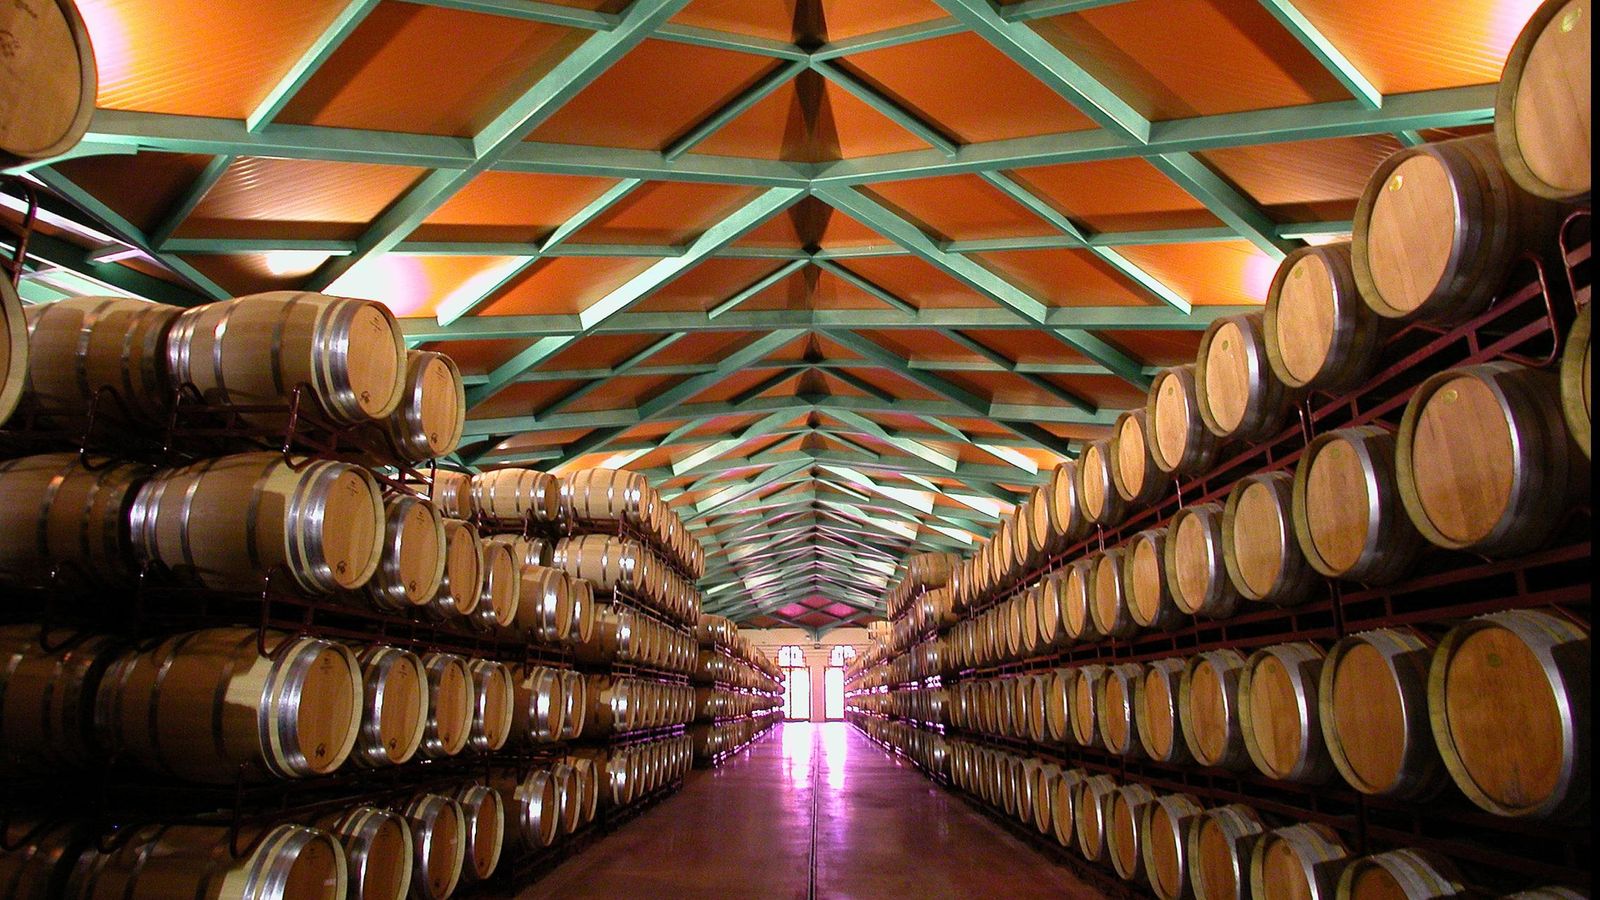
(1061, 558, 1101, 642)
(400, 794, 465, 900)
(365, 495, 445, 611)
(1167, 503, 1243, 619)
(1265, 244, 1387, 393)
(1249, 823, 1350, 900)
(95, 627, 361, 782)
(470, 468, 560, 526)
(68, 824, 345, 900)
(432, 519, 483, 619)
(1428, 610, 1589, 819)
(1073, 774, 1120, 863)
(379, 351, 464, 463)
(352, 645, 427, 769)
(515, 565, 572, 644)
(1091, 548, 1138, 639)
(1320, 629, 1446, 800)
(1048, 461, 1090, 546)
(1197, 313, 1295, 443)
(560, 467, 650, 526)
(130, 452, 385, 595)
(0, 453, 149, 587)
(1034, 764, 1061, 836)
(1053, 769, 1089, 849)
(1135, 657, 1191, 764)
(428, 471, 473, 520)
(316, 806, 412, 900)
(1044, 667, 1073, 744)
(0, 0, 97, 166)
(1292, 427, 1425, 583)
(1336, 848, 1469, 900)
(1111, 408, 1167, 506)
(1077, 439, 1128, 526)
(1561, 304, 1590, 458)
(1070, 664, 1108, 748)
(472, 539, 520, 631)
(1036, 573, 1068, 648)
(1140, 793, 1205, 900)
(1107, 783, 1158, 882)
(418, 653, 472, 759)
(0, 279, 22, 427)
(553, 534, 647, 597)
(1223, 471, 1320, 605)
(20, 297, 179, 423)
(512, 665, 564, 745)
(1189, 804, 1266, 900)
(0, 821, 86, 900)
(505, 769, 559, 849)
(167, 292, 406, 424)
(1179, 648, 1250, 770)
(447, 784, 504, 883)
(1147, 365, 1222, 476)
(1496, 0, 1591, 200)
(1352, 134, 1567, 324)
(0, 626, 117, 773)
(1127, 528, 1183, 631)
(1239, 642, 1334, 784)
(1397, 362, 1589, 557)
(466, 658, 513, 753)
(1099, 663, 1147, 759)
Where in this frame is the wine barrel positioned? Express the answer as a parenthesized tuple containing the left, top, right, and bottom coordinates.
(0, 280, 22, 427)
(1189, 804, 1266, 900)
(1126, 528, 1183, 631)
(0, 453, 150, 587)
(316, 806, 412, 900)
(1074, 774, 1120, 863)
(429, 471, 473, 520)
(131, 452, 385, 595)
(1140, 793, 1205, 900)
(418, 653, 472, 759)
(1223, 472, 1321, 605)
(1496, 0, 1591, 200)
(21, 297, 180, 424)
(1239, 642, 1334, 784)
(0, 626, 118, 773)
(381, 350, 465, 463)
(1320, 629, 1447, 800)
(400, 794, 466, 900)
(1035, 764, 1061, 836)
(1044, 667, 1072, 743)
(1167, 503, 1243, 619)
(1135, 657, 1191, 764)
(447, 784, 503, 883)
(352, 645, 427, 769)
(0, 0, 97, 167)
(366, 495, 446, 611)
(1197, 313, 1295, 443)
(473, 539, 520, 631)
(504, 769, 560, 848)
(552, 762, 583, 834)
(1077, 439, 1128, 526)
(471, 468, 560, 526)
(560, 669, 587, 740)
(488, 534, 552, 570)
(1053, 769, 1088, 849)
(553, 534, 647, 597)
(1111, 409, 1168, 506)
(513, 665, 564, 745)
(1336, 848, 1468, 900)
(168, 292, 406, 424)
(0, 821, 87, 900)
(1048, 461, 1091, 547)
(1107, 783, 1158, 882)
(68, 824, 345, 900)
(1293, 427, 1425, 583)
(96, 628, 361, 782)
(571, 756, 601, 824)
(1180, 649, 1250, 770)
(1562, 304, 1590, 458)
(1249, 823, 1351, 900)
(515, 565, 571, 644)
(466, 659, 513, 753)
(569, 575, 598, 647)
(1428, 610, 1589, 819)
(1352, 134, 1567, 325)
(560, 467, 650, 525)
(1037, 572, 1069, 648)
(1070, 664, 1108, 748)
(1062, 558, 1101, 642)
(1099, 663, 1147, 758)
(1397, 362, 1589, 557)
(432, 519, 484, 618)
(1028, 485, 1062, 557)
(1148, 365, 1223, 476)
(1091, 548, 1139, 639)
(1264, 244, 1387, 394)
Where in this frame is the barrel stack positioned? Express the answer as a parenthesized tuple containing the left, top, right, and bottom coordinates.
(847, 2, 1591, 894)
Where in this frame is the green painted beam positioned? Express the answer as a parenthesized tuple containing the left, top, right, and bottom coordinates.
(813, 260, 917, 314)
(939, 327, 1095, 413)
(249, 0, 381, 131)
(932, 0, 1149, 142)
(1, 231, 211, 308)
(653, 23, 809, 60)
(464, 336, 576, 407)
(811, 60, 959, 156)
(1257, 0, 1382, 109)
(307, 0, 693, 292)
(537, 331, 686, 417)
(670, 410, 798, 475)
(1145, 153, 1295, 258)
(149, 154, 234, 248)
(709, 259, 808, 318)
(410, 0, 620, 28)
(1000, 0, 1137, 19)
(688, 459, 813, 521)
(810, 19, 967, 60)
(666, 60, 807, 160)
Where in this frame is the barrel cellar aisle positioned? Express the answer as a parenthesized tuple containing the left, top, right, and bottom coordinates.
(0, 0, 1592, 898)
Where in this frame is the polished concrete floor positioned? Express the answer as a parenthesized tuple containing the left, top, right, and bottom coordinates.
(517, 722, 1103, 899)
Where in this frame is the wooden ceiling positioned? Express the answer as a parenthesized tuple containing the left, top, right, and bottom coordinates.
(2, 0, 1533, 633)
